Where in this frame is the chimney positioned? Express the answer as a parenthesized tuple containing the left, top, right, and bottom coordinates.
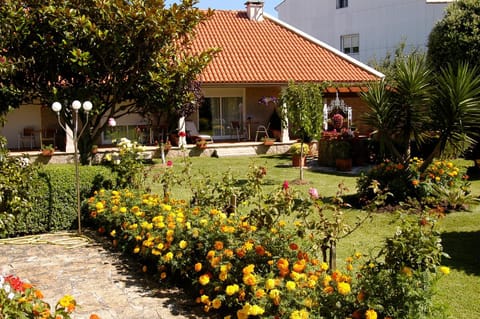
(245, 1, 264, 22)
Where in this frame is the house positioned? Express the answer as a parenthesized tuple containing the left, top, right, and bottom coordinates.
(1, 1, 382, 151)
(276, 0, 452, 64)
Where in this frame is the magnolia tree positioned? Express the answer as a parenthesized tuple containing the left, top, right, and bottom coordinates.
(0, 0, 217, 163)
(280, 81, 325, 180)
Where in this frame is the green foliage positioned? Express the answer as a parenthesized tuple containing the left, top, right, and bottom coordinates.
(101, 138, 151, 189)
(357, 158, 474, 210)
(288, 142, 310, 155)
(0, 274, 78, 319)
(0, 155, 115, 238)
(0, 0, 216, 162)
(427, 0, 480, 73)
(280, 81, 325, 141)
(356, 214, 449, 319)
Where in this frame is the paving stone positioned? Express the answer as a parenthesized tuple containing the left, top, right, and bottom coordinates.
(0, 231, 210, 319)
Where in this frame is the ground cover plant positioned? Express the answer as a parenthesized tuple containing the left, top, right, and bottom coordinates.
(84, 154, 479, 318)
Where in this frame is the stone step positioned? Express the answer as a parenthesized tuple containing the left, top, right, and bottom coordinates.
(213, 146, 258, 157)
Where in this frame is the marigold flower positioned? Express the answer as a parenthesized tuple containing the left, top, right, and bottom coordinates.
(337, 282, 351, 295)
(163, 252, 174, 262)
(249, 304, 265, 316)
(439, 266, 450, 275)
(90, 315, 101, 319)
(59, 295, 76, 311)
(243, 264, 255, 275)
(265, 278, 276, 290)
(320, 262, 329, 271)
(293, 259, 306, 273)
(365, 309, 378, 319)
(255, 288, 266, 298)
(269, 289, 281, 305)
(285, 280, 296, 291)
(212, 298, 222, 309)
(225, 284, 239, 296)
(194, 263, 202, 272)
(214, 241, 224, 250)
(243, 273, 257, 286)
(401, 266, 413, 277)
(412, 179, 419, 186)
(199, 274, 210, 286)
(179, 240, 188, 249)
(290, 309, 309, 319)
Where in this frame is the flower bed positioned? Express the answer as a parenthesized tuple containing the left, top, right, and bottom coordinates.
(0, 274, 85, 318)
(87, 185, 451, 319)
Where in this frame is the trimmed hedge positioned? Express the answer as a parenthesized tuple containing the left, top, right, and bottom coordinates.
(1, 164, 115, 237)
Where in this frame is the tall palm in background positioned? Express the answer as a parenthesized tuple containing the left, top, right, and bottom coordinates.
(421, 62, 480, 171)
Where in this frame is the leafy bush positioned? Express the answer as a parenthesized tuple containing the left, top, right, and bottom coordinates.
(357, 158, 473, 210)
(0, 159, 115, 237)
(0, 137, 39, 237)
(101, 137, 150, 189)
(0, 273, 82, 318)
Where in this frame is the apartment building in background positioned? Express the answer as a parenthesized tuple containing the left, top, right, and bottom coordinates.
(275, 0, 454, 63)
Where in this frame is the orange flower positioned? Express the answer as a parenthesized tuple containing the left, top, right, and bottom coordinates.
(214, 241, 224, 250)
(412, 179, 419, 186)
(255, 245, 266, 256)
(277, 258, 290, 277)
(194, 263, 202, 272)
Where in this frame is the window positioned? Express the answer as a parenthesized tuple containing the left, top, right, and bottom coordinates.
(341, 34, 359, 54)
(336, 0, 348, 9)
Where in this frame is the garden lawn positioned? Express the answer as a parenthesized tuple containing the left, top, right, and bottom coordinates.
(146, 155, 480, 318)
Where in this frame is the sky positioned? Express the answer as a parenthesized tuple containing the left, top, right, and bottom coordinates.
(164, 0, 281, 17)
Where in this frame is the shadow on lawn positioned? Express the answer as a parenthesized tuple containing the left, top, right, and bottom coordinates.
(441, 230, 480, 276)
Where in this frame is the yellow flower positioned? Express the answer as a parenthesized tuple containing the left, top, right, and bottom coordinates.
(226, 284, 239, 296)
(95, 202, 104, 211)
(242, 264, 255, 275)
(269, 289, 281, 305)
(401, 266, 413, 277)
(133, 246, 140, 254)
(337, 282, 351, 295)
(179, 240, 188, 249)
(243, 273, 257, 286)
(212, 298, 222, 309)
(249, 304, 265, 316)
(163, 252, 174, 262)
(439, 266, 450, 275)
(265, 278, 276, 290)
(285, 280, 296, 291)
(320, 262, 329, 271)
(110, 229, 116, 237)
(199, 274, 210, 286)
(58, 295, 76, 311)
(365, 309, 378, 319)
(290, 309, 309, 319)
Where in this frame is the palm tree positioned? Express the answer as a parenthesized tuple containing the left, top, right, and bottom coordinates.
(420, 62, 480, 171)
(390, 54, 432, 158)
(361, 79, 401, 161)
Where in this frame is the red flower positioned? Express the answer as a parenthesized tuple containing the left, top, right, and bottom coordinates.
(5, 275, 25, 292)
(178, 131, 186, 137)
(282, 180, 289, 190)
(167, 160, 173, 167)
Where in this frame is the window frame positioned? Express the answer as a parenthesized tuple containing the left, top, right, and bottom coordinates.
(336, 0, 348, 9)
(340, 34, 359, 55)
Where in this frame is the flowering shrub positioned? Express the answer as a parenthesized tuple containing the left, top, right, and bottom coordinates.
(102, 138, 149, 189)
(357, 158, 473, 210)
(0, 274, 78, 318)
(87, 183, 449, 318)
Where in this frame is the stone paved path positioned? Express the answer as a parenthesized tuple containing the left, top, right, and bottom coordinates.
(0, 231, 209, 319)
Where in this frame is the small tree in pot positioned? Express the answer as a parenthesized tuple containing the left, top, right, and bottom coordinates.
(281, 81, 326, 180)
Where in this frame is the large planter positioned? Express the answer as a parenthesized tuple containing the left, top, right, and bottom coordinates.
(335, 158, 352, 171)
(292, 155, 306, 167)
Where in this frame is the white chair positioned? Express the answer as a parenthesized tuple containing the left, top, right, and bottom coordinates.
(185, 121, 214, 143)
(18, 127, 36, 149)
(255, 122, 270, 141)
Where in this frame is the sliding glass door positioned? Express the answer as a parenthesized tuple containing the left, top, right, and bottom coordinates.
(200, 97, 243, 139)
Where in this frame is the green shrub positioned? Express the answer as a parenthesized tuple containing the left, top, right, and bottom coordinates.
(357, 158, 473, 210)
(0, 160, 115, 237)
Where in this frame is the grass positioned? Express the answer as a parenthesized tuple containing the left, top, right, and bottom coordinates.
(144, 154, 480, 318)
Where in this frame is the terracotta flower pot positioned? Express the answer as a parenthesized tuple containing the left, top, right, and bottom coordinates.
(292, 155, 306, 167)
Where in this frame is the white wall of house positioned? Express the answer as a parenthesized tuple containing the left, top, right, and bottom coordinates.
(1, 105, 41, 150)
(276, 0, 450, 63)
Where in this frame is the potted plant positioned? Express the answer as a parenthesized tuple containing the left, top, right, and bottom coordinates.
(91, 145, 98, 154)
(289, 142, 310, 167)
(262, 137, 276, 146)
(334, 140, 352, 171)
(40, 144, 55, 156)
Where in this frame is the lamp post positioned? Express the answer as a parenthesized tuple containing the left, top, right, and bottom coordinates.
(51, 100, 92, 234)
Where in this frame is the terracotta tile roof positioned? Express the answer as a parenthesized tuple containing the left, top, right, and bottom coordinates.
(192, 11, 383, 85)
